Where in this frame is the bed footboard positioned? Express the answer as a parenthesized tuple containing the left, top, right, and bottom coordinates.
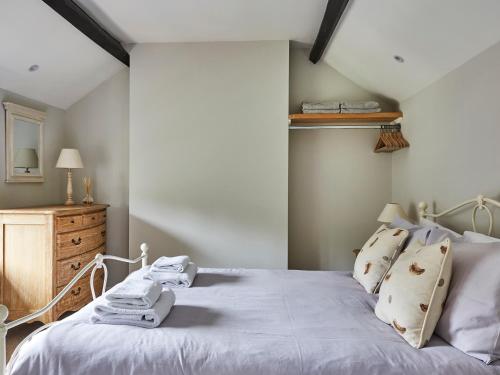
(0, 243, 150, 375)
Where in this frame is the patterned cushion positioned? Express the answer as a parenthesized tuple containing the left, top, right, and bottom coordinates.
(375, 238, 452, 348)
(353, 225, 409, 293)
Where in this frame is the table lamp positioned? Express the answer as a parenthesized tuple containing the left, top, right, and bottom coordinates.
(56, 149, 83, 205)
(377, 203, 408, 223)
(14, 148, 38, 174)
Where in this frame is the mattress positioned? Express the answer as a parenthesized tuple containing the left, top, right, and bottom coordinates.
(10, 268, 500, 375)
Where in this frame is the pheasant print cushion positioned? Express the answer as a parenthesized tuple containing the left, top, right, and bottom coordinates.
(353, 225, 409, 293)
(375, 238, 452, 348)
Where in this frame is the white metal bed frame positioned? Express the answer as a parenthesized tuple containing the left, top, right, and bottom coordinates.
(418, 194, 500, 235)
(1, 194, 499, 374)
(0, 243, 150, 375)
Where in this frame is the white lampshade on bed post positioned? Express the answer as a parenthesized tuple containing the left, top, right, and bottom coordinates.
(56, 149, 83, 206)
(377, 203, 409, 223)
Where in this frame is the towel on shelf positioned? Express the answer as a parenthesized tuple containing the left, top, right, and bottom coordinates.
(302, 109, 341, 114)
(145, 262, 198, 288)
(340, 107, 382, 114)
(105, 279, 162, 309)
(302, 101, 341, 111)
(150, 255, 190, 273)
(90, 290, 176, 328)
(341, 101, 380, 109)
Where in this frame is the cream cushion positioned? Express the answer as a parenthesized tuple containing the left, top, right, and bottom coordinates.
(353, 225, 409, 293)
(375, 238, 452, 348)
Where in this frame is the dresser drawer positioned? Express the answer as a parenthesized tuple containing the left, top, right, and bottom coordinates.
(56, 215, 83, 233)
(56, 224, 106, 260)
(56, 246, 106, 287)
(82, 210, 106, 227)
(54, 272, 103, 319)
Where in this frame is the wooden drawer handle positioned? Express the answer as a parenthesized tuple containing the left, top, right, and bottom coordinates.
(91, 216, 96, 220)
(101, 231, 106, 237)
(71, 262, 81, 271)
(71, 287, 82, 296)
(70, 219, 75, 224)
(71, 237, 82, 246)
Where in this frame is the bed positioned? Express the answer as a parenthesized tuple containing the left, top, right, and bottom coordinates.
(5, 195, 500, 375)
(7, 266, 500, 375)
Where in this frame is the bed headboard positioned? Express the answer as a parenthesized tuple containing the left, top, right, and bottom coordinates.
(418, 194, 500, 236)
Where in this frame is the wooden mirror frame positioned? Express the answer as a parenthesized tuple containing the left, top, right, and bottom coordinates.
(3, 102, 46, 183)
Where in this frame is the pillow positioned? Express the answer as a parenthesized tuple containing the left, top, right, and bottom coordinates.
(426, 226, 464, 245)
(353, 225, 409, 293)
(419, 217, 462, 241)
(463, 231, 500, 243)
(409, 226, 433, 246)
(390, 216, 421, 231)
(408, 226, 451, 247)
(435, 241, 500, 364)
(375, 238, 452, 348)
(390, 216, 422, 247)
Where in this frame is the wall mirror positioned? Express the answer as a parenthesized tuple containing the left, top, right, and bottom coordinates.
(3, 102, 45, 183)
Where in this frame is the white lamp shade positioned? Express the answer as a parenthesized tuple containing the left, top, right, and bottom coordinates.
(56, 149, 83, 169)
(377, 203, 408, 223)
(14, 148, 38, 168)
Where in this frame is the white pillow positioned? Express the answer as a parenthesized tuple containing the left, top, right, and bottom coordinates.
(419, 217, 462, 241)
(353, 225, 409, 294)
(463, 231, 500, 243)
(375, 238, 452, 348)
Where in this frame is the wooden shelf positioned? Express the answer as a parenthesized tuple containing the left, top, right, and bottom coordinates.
(288, 112, 403, 125)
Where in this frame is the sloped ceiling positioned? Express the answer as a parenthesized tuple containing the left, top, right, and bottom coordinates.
(323, 0, 500, 102)
(5, 0, 500, 108)
(0, 0, 124, 109)
(74, 0, 329, 44)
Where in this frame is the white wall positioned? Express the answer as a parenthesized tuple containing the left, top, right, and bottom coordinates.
(64, 68, 130, 285)
(0, 88, 65, 207)
(289, 48, 395, 270)
(392, 40, 500, 233)
(129, 42, 289, 269)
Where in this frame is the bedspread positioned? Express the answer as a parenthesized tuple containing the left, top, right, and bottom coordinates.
(10, 268, 500, 375)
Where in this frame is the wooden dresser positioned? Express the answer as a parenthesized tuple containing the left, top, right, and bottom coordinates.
(0, 204, 108, 323)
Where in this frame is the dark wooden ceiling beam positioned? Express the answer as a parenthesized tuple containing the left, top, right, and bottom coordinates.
(41, 0, 129, 66)
(309, 0, 350, 64)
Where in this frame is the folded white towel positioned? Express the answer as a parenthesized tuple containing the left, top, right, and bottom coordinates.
(340, 107, 382, 114)
(105, 279, 162, 309)
(302, 109, 341, 114)
(90, 290, 176, 328)
(341, 101, 380, 109)
(302, 101, 341, 110)
(151, 255, 190, 273)
(145, 262, 198, 288)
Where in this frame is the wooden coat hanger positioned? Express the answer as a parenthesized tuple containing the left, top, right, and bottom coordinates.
(374, 126, 409, 153)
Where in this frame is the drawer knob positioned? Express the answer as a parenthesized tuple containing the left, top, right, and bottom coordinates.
(92, 217, 96, 220)
(70, 220, 75, 224)
(101, 231, 106, 237)
(71, 287, 82, 296)
(71, 237, 82, 246)
(71, 262, 81, 271)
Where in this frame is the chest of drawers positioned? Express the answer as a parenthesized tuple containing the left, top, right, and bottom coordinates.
(0, 204, 108, 323)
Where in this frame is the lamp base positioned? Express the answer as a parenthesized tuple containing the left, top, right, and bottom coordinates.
(64, 169, 75, 206)
(64, 198, 75, 206)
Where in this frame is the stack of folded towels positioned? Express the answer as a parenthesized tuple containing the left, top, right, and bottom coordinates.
(144, 255, 198, 288)
(301, 100, 381, 114)
(90, 279, 175, 328)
